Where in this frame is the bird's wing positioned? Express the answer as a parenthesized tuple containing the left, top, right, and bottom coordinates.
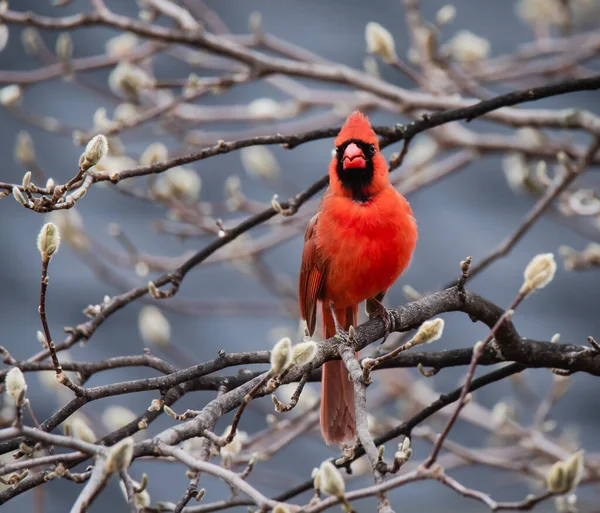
(299, 211, 327, 336)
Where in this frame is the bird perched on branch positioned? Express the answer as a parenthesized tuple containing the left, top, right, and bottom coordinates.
(299, 111, 418, 445)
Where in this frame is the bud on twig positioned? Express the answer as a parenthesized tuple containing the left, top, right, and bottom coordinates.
(106, 437, 134, 473)
(6, 367, 27, 407)
(69, 416, 97, 443)
(80, 134, 108, 171)
(436, 5, 456, 25)
(270, 337, 292, 374)
(138, 306, 171, 348)
(365, 22, 397, 62)
(412, 318, 445, 346)
(102, 405, 137, 432)
(240, 146, 280, 180)
(15, 131, 35, 167)
(318, 460, 345, 498)
(546, 451, 584, 494)
(12, 187, 28, 207)
(0, 85, 22, 107)
(119, 478, 151, 510)
(56, 33, 73, 69)
(37, 223, 61, 262)
(291, 341, 317, 366)
(520, 253, 557, 294)
(140, 142, 168, 166)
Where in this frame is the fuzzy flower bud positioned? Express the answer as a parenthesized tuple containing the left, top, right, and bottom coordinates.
(444, 30, 490, 63)
(0, 24, 8, 54)
(14, 131, 35, 167)
(412, 318, 444, 346)
(220, 426, 247, 466)
(109, 62, 154, 99)
(240, 146, 280, 180)
(81, 134, 108, 171)
(138, 306, 171, 347)
(21, 28, 42, 55)
(0, 85, 22, 107)
(106, 437, 134, 473)
(140, 143, 168, 166)
(270, 337, 293, 374)
(318, 461, 345, 498)
(365, 22, 397, 62)
(37, 222, 61, 262)
(106, 33, 138, 59)
(153, 167, 201, 202)
(248, 98, 281, 119)
(12, 187, 28, 207)
(436, 5, 456, 25)
(520, 253, 557, 294)
(546, 451, 584, 494)
(56, 33, 73, 68)
(69, 416, 97, 443)
(291, 341, 317, 366)
(272, 505, 290, 513)
(5, 367, 27, 406)
(102, 406, 137, 432)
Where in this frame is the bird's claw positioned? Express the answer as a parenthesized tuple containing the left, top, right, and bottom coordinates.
(368, 300, 395, 345)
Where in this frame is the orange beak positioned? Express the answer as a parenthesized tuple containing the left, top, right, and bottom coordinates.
(342, 143, 366, 170)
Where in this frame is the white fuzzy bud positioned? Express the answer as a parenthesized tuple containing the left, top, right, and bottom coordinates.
(412, 318, 444, 346)
(502, 153, 530, 194)
(436, 5, 456, 25)
(15, 131, 35, 166)
(140, 143, 168, 166)
(113, 103, 138, 122)
(270, 337, 293, 374)
(21, 171, 31, 191)
(5, 367, 27, 406)
(81, 134, 108, 170)
(444, 30, 490, 63)
(138, 306, 171, 347)
(0, 24, 8, 54)
(153, 167, 201, 202)
(48, 209, 88, 251)
(0, 85, 22, 107)
(365, 22, 397, 62)
(69, 416, 97, 443)
(106, 33, 138, 58)
(272, 505, 290, 513)
(240, 146, 280, 180)
(21, 28, 41, 55)
(318, 461, 345, 498)
(291, 341, 317, 366)
(248, 98, 280, 119)
(106, 437, 134, 473)
(12, 187, 28, 207)
(37, 222, 61, 262)
(56, 33, 73, 68)
(220, 426, 248, 466)
(109, 62, 154, 99)
(546, 451, 584, 494)
(520, 253, 557, 294)
(102, 406, 137, 432)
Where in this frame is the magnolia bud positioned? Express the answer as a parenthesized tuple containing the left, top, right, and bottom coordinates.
(119, 478, 151, 510)
(248, 98, 280, 120)
(240, 146, 280, 180)
(37, 222, 61, 262)
(106, 437, 134, 473)
(15, 131, 35, 166)
(520, 253, 557, 294)
(138, 306, 171, 347)
(365, 22, 396, 62)
(0, 25, 8, 54)
(109, 62, 154, 99)
(291, 341, 317, 366)
(69, 417, 97, 443)
(0, 85, 22, 107)
(436, 5, 456, 25)
(5, 367, 27, 406)
(81, 134, 108, 171)
(270, 337, 292, 374)
(412, 318, 444, 346)
(319, 461, 345, 498)
(272, 504, 290, 513)
(154, 167, 201, 202)
(102, 405, 137, 432)
(563, 451, 584, 492)
(105, 33, 138, 59)
(21, 171, 32, 191)
(12, 187, 28, 207)
(21, 28, 42, 55)
(444, 30, 490, 63)
(56, 33, 73, 67)
(140, 142, 168, 166)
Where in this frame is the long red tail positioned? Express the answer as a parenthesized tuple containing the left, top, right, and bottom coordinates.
(320, 303, 357, 445)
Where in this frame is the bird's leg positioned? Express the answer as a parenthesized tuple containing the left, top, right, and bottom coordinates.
(366, 296, 395, 344)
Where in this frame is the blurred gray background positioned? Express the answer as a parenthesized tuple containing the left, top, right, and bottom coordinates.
(0, 0, 599, 511)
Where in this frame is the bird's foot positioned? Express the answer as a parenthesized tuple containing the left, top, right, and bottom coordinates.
(368, 298, 395, 344)
(329, 303, 355, 346)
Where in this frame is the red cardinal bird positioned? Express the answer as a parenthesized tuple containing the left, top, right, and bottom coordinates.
(299, 111, 418, 445)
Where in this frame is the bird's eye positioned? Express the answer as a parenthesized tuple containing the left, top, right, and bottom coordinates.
(368, 144, 376, 156)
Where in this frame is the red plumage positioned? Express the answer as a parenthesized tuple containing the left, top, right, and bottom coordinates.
(299, 111, 418, 444)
